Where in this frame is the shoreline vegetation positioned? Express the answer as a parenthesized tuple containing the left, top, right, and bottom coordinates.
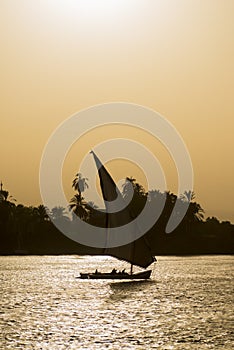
(0, 176, 233, 256)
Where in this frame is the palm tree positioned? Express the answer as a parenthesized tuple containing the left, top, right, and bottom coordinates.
(180, 192, 204, 222)
(14, 204, 34, 250)
(180, 190, 196, 202)
(0, 188, 16, 205)
(87, 201, 98, 210)
(50, 206, 69, 221)
(34, 204, 49, 222)
(72, 173, 89, 196)
(0, 186, 16, 230)
(179, 192, 204, 235)
(148, 189, 166, 224)
(187, 202, 204, 222)
(122, 177, 147, 199)
(69, 194, 89, 221)
(122, 177, 147, 218)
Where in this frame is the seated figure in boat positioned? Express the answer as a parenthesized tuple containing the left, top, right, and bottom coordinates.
(111, 268, 117, 274)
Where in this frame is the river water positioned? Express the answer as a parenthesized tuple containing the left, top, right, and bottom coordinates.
(0, 255, 233, 349)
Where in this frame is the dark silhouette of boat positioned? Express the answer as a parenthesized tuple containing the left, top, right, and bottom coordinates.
(80, 270, 151, 280)
(78, 151, 156, 280)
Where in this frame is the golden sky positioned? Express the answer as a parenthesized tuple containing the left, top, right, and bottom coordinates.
(0, 0, 234, 222)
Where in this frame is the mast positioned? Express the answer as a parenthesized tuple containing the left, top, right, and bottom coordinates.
(130, 235, 135, 275)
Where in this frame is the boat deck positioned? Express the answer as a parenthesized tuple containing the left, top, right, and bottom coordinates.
(79, 270, 151, 280)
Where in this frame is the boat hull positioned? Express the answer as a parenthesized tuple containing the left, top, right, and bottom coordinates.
(79, 270, 152, 280)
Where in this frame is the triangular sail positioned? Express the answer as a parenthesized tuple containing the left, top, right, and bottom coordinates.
(91, 151, 155, 269)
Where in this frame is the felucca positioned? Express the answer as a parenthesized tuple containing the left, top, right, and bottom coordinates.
(79, 151, 156, 280)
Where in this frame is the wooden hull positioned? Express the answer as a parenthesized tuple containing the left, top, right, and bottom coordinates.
(79, 270, 151, 280)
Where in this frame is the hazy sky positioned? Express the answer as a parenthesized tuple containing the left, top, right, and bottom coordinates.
(1, 0, 233, 222)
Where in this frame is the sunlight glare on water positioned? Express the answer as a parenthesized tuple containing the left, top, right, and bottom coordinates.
(0, 255, 233, 349)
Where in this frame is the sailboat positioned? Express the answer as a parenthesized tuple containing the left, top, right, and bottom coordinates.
(79, 151, 156, 280)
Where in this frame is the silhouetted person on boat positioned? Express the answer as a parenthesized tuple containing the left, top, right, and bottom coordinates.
(111, 268, 117, 274)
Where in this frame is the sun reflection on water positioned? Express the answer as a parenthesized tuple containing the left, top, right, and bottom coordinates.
(0, 255, 233, 349)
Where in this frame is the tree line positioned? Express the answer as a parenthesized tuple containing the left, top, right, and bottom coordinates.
(0, 175, 233, 255)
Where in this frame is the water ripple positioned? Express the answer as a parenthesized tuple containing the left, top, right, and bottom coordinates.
(0, 255, 233, 349)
